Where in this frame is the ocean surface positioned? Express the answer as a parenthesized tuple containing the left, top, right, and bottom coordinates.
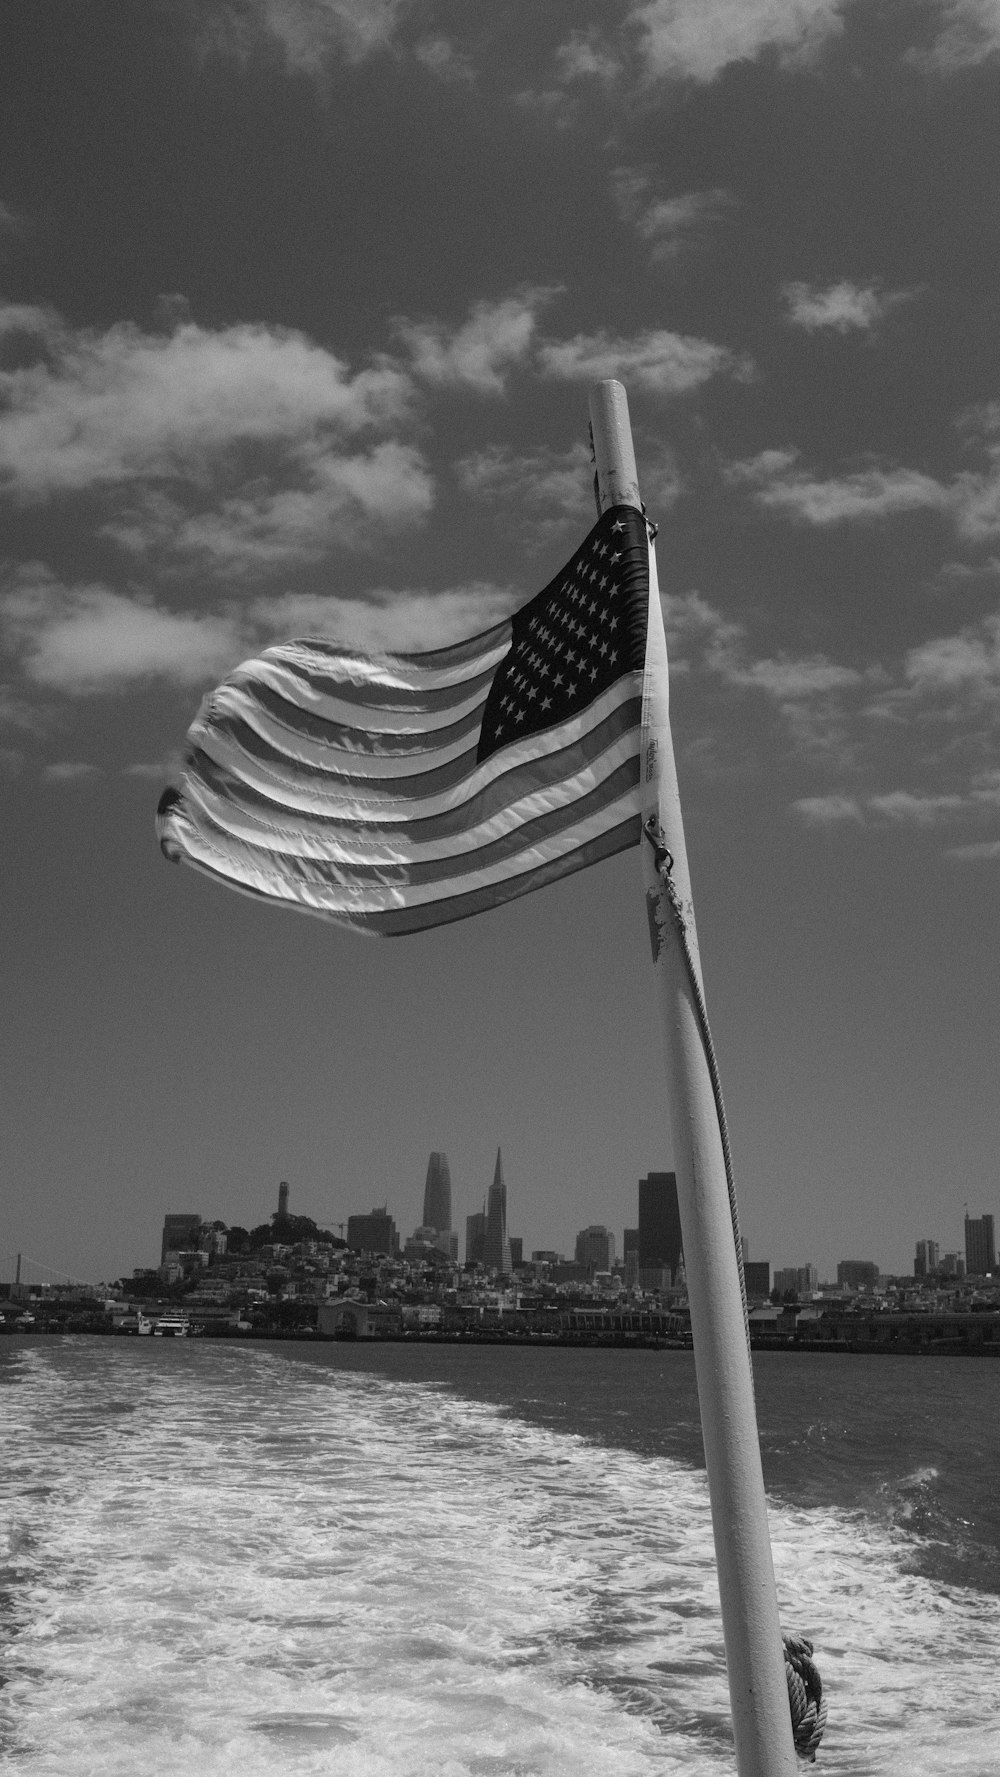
(2, 1338, 998, 1776)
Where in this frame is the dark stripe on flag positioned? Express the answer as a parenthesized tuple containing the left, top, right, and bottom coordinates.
(181, 757, 641, 886)
(186, 694, 643, 832)
(164, 812, 641, 937)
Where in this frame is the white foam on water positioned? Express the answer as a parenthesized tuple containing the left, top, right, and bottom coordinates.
(1, 1342, 998, 1777)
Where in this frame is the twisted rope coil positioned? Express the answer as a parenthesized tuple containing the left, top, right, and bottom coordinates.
(784, 1634, 827, 1761)
(643, 818, 827, 1762)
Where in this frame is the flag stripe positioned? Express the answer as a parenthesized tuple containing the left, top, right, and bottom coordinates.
(159, 504, 651, 937)
(188, 688, 643, 826)
(181, 752, 641, 876)
(271, 614, 513, 678)
(164, 789, 642, 929)
(244, 680, 488, 751)
(250, 639, 509, 710)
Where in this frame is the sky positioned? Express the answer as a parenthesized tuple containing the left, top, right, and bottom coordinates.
(2, 0, 1000, 1287)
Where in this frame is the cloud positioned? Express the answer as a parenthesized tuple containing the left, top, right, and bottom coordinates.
(396, 291, 557, 395)
(0, 302, 433, 573)
(42, 761, 102, 782)
(612, 169, 733, 262)
(792, 793, 864, 825)
(866, 790, 966, 824)
(0, 307, 412, 499)
(732, 653, 864, 698)
(726, 449, 949, 523)
(250, 583, 518, 651)
(902, 610, 1000, 700)
(413, 35, 474, 82)
(946, 839, 1000, 860)
(193, 0, 412, 73)
(554, 29, 622, 84)
(782, 279, 915, 333)
(538, 327, 748, 396)
(794, 771, 1000, 845)
(455, 441, 594, 521)
(906, 0, 1000, 73)
(106, 440, 434, 574)
(627, 0, 846, 83)
(2, 571, 247, 692)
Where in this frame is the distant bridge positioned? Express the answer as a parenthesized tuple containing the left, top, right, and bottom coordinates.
(0, 1252, 104, 1295)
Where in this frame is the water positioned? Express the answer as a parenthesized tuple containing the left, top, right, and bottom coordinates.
(1, 1339, 998, 1776)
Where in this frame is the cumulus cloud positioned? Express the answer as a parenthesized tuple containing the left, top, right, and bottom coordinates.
(105, 441, 434, 575)
(42, 761, 102, 781)
(251, 583, 518, 651)
(946, 839, 1000, 860)
(413, 35, 474, 82)
(455, 441, 594, 521)
(792, 793, 864, 825)
(0, 302, 433, 573)
(554, 29, 622, 84)
(794, 781, 1000, 846)
(396, 291, 557, 395)
(2, 571, 247, 692)
(726, 449, 949, 524)
(906, 0, 1000, 72)
(866, 789, 966, 824)
(538, 327, 748, 396)
(782, 279, 915, 333)
(0, 307, 412, 498)
(902, 610, 1000, 700)
(193, 0, 412, 73)
(612, 169, 733, 262)
(627, 0, 846, 83)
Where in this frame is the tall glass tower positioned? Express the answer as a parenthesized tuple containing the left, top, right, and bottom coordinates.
(483, 1148, 511, 1274)
(422, 1152, 452, 1233)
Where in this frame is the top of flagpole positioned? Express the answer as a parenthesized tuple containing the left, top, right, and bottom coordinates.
(589, 380, 642, 513)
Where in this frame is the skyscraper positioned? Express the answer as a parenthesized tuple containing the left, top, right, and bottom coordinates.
(964, 1213, 996, 1276)
(346, 1206, 398, 1255)
(422, 1152, 452, 1234)
(638, 1172, 682, 1280)
(575, 1225, 616, 1273)
(465, 1209, 486, 1265)
(482, 1148, 511, 1274)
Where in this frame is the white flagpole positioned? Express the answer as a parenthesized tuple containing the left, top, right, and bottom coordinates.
(589, 380, 797, 1777)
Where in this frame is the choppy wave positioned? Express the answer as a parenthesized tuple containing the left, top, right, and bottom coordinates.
(1, 1340, 998, 1776)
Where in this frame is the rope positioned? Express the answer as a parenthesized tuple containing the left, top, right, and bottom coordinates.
(783, 1634, 827, 1761)
(641, 817, 751, 1352)
(643, 817, 827, 1763)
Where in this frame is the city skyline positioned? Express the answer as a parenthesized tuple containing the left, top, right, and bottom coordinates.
(8, 1150, 994, 1288)
(3, 5, 1000, 1286)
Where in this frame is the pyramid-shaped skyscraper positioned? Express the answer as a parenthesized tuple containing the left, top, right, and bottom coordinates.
(482, 1147, 511, 1275)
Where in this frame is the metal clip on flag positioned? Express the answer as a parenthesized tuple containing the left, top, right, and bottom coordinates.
(159, 381, 800, 1777)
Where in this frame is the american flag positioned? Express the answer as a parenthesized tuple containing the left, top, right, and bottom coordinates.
(157, 504, 651, 936)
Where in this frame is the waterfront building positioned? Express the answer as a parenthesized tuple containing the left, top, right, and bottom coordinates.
(483, 1149, 511, 1274)
(422, 1153, 452, 1236)
(743, 1261, 770, 1300)
(160, 1213, 201, 1262)
(466, 1209, 486, 1266)
(574, 1225, 616, 1274)
(346, 1206, 399, 1255)
(638, 1172, 682, 1279)
(964, 1213, 995, 1277)
(837, 1259, 879, 1289)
